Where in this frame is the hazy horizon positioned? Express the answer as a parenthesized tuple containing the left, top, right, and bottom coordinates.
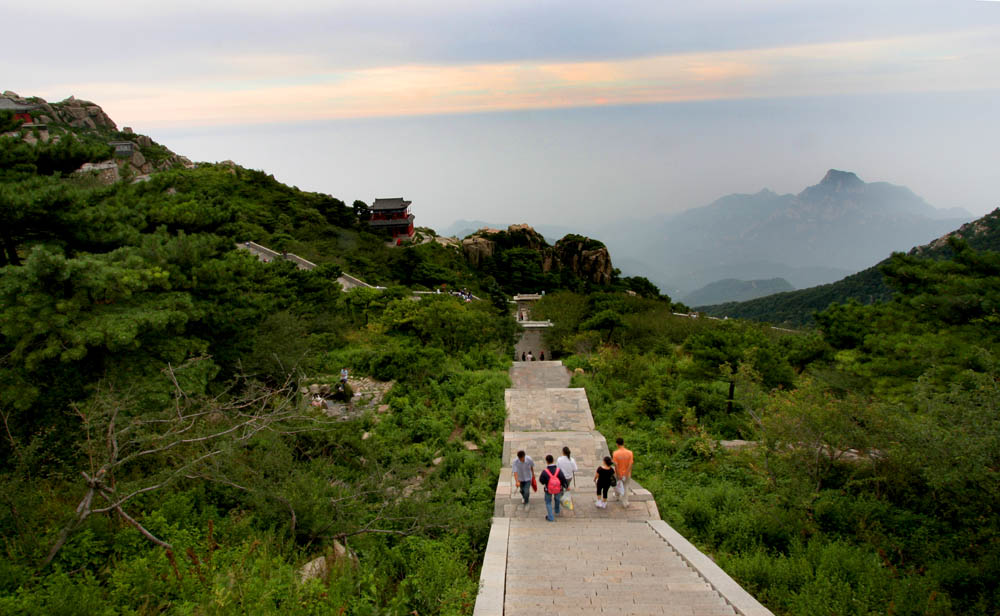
(150, 90, 998, 234)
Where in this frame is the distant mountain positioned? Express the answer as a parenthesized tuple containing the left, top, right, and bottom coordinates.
(600, 170, 972, 297)
(699, 207, 1000, 326)
(685, 278, 794, 306)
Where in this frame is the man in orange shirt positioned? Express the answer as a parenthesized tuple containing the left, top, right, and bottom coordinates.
(612, 437, 634, 507)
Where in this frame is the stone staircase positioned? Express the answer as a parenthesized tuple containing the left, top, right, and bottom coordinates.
(474, 359, 774, 616)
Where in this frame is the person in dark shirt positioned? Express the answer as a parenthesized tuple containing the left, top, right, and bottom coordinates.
(539, 454, 568, 522)
(594, 456, 615, 509)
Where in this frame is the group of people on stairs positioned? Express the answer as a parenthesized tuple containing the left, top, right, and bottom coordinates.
(511, 439, 634, 521)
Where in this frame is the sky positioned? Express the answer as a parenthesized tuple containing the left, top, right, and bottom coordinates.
(6, 0, 1000, 232)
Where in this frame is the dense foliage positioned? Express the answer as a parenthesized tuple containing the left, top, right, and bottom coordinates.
(534, 243, 1000, 614)
(0, 142, 521, 613)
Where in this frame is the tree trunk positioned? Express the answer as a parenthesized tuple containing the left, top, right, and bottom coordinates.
(727, 379, 735, 414)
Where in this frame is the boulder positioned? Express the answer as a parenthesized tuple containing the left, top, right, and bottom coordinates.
(136, 135, 153, 147)
(64, 106, 88, 120)
(129, 149, 146, 169)
(463, 441, 479, 451)
(461, 235, 495, 266)
(299, 556, 328, 582)
(298, 541, 358, 582)
(123, 126, 134, 134)
(69, 116, 96, 129)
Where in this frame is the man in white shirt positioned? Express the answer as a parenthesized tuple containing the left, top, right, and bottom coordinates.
(556, 446, 578, 490)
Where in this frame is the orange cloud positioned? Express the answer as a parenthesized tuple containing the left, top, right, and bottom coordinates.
(57, 27, 1000, 128)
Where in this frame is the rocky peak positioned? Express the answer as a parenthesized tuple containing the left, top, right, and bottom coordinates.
(816, 169, 864, 192)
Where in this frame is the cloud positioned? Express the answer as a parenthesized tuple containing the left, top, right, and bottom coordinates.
(45, 27, 998, 129)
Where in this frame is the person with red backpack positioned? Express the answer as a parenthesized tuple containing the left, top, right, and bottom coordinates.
(539, 454, 568, 522)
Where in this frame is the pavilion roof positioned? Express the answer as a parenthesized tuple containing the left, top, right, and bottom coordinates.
(0, 98, 41, 112)
(372, 198, 411, 211)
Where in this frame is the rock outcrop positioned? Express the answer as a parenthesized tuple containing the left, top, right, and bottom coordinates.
(462, 224, 614, 286)
(461, 234, 496, 267)
(551, 235, 614, 285)
(50, 95, 117, 129)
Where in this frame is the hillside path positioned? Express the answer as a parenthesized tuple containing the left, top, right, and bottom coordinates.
(474, 360, 774, 616)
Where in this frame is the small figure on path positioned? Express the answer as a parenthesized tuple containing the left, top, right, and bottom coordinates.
(539, 454, 568, 521)
(512, 450, 535, 511)
(612, 437, 634, 507)
(540, 351, 545, 361)
(594, 456, 615, 508)
(527, 351, 535, 361)
(521, 351, 526, 362)
(340, 367, 349, 384)
(556, 446, 577, 489)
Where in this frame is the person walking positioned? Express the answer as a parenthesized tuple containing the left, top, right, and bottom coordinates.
(594, 456, 615, 508)
(512, 450, 535, 511)
(612, 437, 634, 507)
(556, 446, 578, 489)
(539, 454, 568, 522)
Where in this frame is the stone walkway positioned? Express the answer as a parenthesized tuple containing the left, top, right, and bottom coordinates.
(474, 359, 773, 616)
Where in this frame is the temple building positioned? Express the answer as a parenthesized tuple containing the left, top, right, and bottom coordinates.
(0, 98, 40, 124)
(368, 198, 415, 243)
(108, 141, 136, 157)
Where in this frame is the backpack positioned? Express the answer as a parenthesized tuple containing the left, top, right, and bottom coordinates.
(545, 469, 562, 494)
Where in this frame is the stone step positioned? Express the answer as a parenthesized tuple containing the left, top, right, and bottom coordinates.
(505, 388, 595, 432)
(510, 361, 572, 389)
(504, 520, 736, 616)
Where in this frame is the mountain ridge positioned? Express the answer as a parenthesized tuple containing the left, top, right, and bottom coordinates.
(599, 169, 973, 300)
